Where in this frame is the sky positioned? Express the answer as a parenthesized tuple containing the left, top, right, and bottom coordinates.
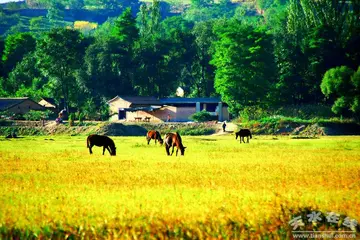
(0, 0, 24, 3)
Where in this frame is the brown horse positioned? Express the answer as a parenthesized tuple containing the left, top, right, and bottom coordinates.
(146, 130, 163, 145)
(235, 129, 252, 143)
(87, 134, 116, 156)
(164, 132, 186, 156)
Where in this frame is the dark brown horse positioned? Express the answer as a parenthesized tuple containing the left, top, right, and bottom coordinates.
(164, 132, 186, 156)
(87, 134, 116, 156)
(146, 130, 163, 145)
(235, 129, 252, 143)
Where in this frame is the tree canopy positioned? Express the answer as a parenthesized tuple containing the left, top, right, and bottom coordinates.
(0, 0, 360, 119)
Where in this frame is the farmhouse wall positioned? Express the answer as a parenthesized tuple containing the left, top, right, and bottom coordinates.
(222, 107, 230, 122)
(125, 106, 176, 122)
(7, 100, 45, 115)
(175, 107, 196, 121)
(109, 98, 131, 115)
(124, 106, 196, 122)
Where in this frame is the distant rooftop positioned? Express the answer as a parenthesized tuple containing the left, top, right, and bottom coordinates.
(0, 97, 29, 111)
(40, 97, 57, 106)
(107, 96, 162, 105)
(108, 96, 226, 106)
(160, 97, 222, 104)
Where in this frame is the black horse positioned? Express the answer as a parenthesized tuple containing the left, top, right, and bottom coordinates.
(235, 129, 252, 143)
(87, 134, 116, 156)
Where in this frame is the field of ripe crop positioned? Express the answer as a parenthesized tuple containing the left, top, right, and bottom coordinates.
(0, 135, 359, 239)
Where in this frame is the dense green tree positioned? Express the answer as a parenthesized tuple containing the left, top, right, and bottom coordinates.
(0, 38, 4, 77)
(184, 4, 236, 22)
(29, 16, 45, 33)
(7, 53, 43, 95)
(80, 37, 135, 99)
(191, 0, 214, 8)
(134, 0, 179, 97)
(2, 32, 36, 77)
(46, 1, 65, 23)
(137, 4, 149, 37)
(211, 20, 275, 114)
(189, 20, 217, 96)
(160, 17, 199, 96)
(120, 0, 141, 13)
(149, 0, 161, 35)
(35, 28, 86, 112)
(2, 0, 360, 120)
(111, 7, 139, 48)
(270, 0, 360, 105)
(134, 38, 178, 96)
(321, 66, 360, 115)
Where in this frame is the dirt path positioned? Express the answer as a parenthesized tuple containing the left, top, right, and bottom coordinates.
(213, 122, 238, 135)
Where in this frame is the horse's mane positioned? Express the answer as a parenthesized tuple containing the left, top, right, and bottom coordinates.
(156, 131, 162, 140)
(175, 132, 182, 143)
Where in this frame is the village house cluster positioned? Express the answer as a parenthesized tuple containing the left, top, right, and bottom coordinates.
(0, 96, 230, 122)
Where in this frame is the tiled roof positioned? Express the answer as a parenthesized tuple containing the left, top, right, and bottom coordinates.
(107, 96, 161, 105)
(0, 97, 29, 111)
(160, 97, 222, 104)
(40, 97, 57, 106)
(108, 96, 226, 106)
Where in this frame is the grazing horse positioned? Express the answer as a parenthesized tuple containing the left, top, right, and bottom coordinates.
(164, 132, 186, 156)
(146, 130, 163, 145)
(236, 129, 252, 143)
(87, 134, 116, 156)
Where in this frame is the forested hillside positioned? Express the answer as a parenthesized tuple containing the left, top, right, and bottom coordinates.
(0, 0, 359, 120)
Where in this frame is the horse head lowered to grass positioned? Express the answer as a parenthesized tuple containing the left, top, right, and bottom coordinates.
(164, 132, 186, 156)
(87, 134, 116, 156)
(146, 130, 163, 145)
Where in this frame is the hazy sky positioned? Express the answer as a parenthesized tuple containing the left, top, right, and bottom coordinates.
(0, 0, 24, 3)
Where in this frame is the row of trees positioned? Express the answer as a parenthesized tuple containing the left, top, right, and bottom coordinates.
(0, 0, 359, 118)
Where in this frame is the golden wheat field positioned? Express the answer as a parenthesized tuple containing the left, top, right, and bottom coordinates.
(0, 135, 359, 239)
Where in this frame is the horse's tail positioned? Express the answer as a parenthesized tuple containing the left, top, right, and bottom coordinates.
(87, 136, 90, 148)
(249, 131, 252, 139)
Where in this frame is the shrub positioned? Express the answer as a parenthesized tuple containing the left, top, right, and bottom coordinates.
(68, 113, 75, 126)
(23, 110, 52, 121)
(189, 110, 213, 122)
(178, 128, 215, 135)
(239, 106, 270, 122)
(78, 112, 85, 125)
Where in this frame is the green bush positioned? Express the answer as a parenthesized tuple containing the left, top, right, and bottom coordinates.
(189, 110, 214, 122)
(178, 128, 215, 135)
(23, 110, 52, 121)
(68, 113, 75, 126)
(236, 105, 338, 123)
(78, 112, 85, 125)
(0, 119, 13, 126)
(239, 106, 270, 122)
